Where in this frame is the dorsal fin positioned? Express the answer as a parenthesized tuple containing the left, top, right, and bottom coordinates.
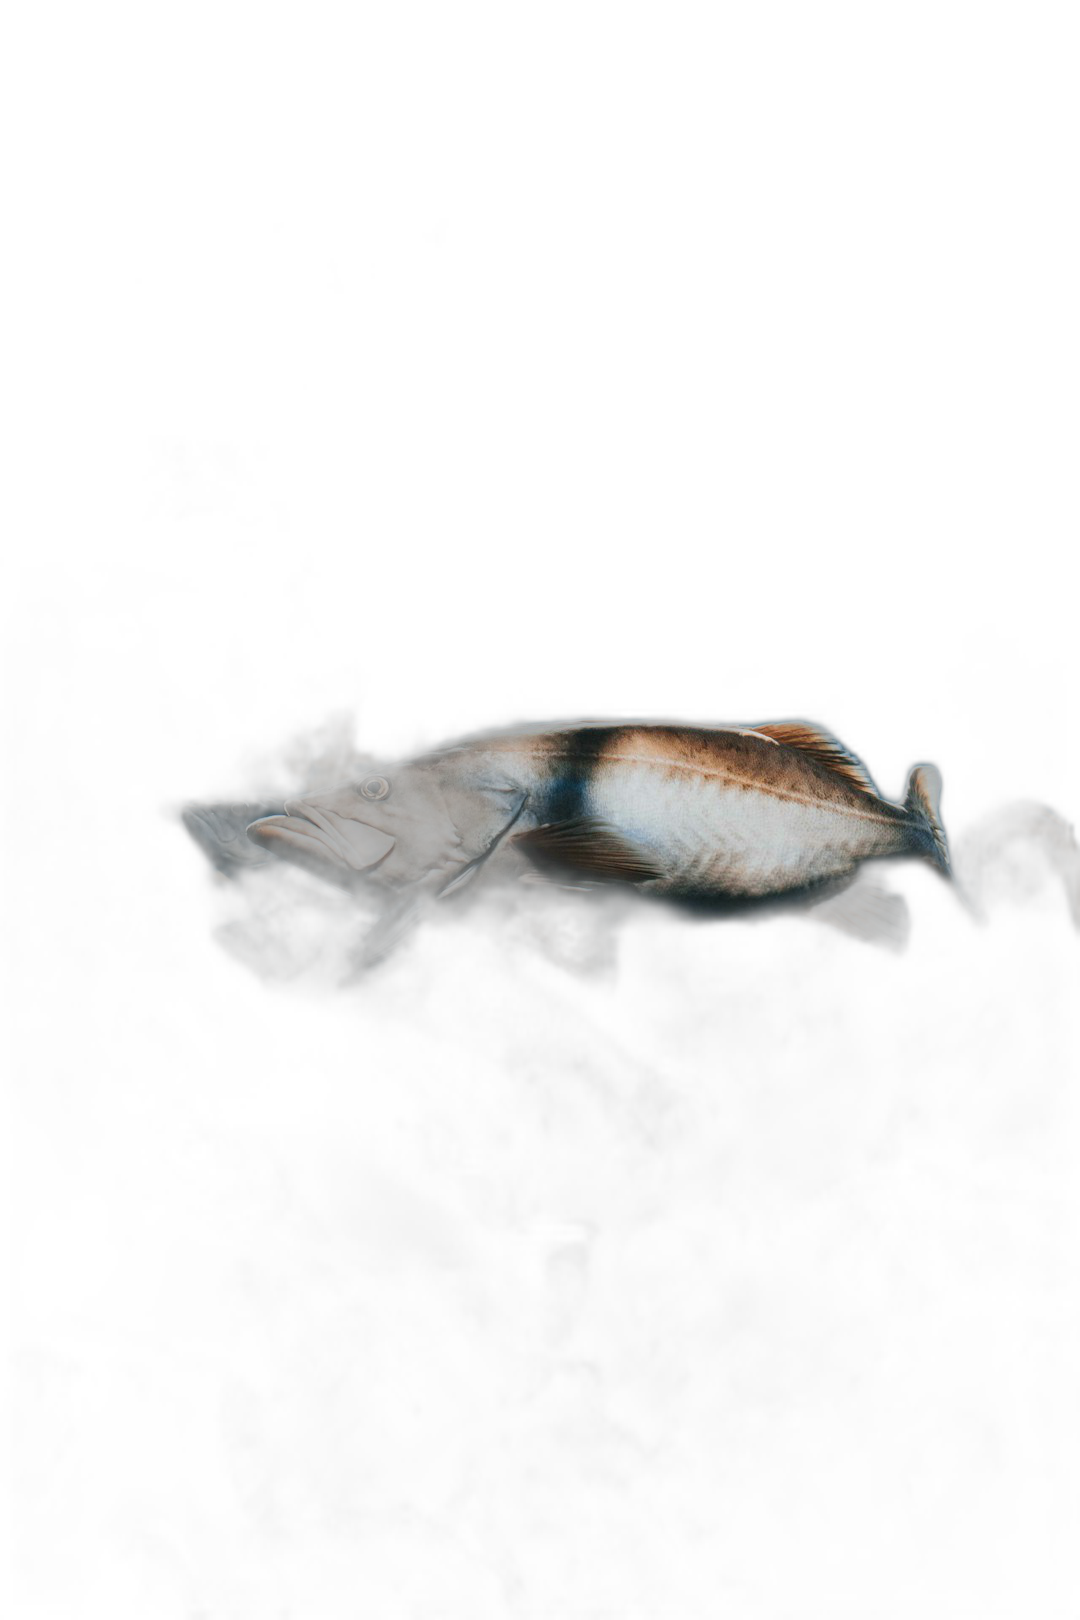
(748, 722, 880, 796)
(514, 818, 663, 883)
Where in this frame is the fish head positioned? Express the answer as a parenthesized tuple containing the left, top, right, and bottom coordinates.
(181, 793, 293, 874)
(215, 913, 380, 984)
(246, 752, 527, 889)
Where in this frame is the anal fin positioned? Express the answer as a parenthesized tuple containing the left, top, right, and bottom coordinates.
(808, 881, 910, 950)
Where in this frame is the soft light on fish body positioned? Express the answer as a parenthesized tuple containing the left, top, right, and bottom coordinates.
(184, 719, 949, 959)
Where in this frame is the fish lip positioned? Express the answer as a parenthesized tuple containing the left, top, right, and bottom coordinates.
(248, 801, 396, 874)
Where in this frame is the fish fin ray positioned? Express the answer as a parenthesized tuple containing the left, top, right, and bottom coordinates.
(514, 818, 662, 883)
(809, 881, 911, 950)
(748, 722, 880, 795)
(625, 1075, 718, 1166)
(511, 913, 621, 984)
(340, 900, 424, 984)
(904, 763, 951, 874)
(508, 1224, 595, 1341)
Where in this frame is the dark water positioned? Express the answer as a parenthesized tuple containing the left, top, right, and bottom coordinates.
(14, 246, 1075, 1620)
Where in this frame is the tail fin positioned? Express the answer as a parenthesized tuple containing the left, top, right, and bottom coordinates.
(625, 1069, 718, 1172)
(505, 1224, 595, 1341)
(904, 763, 951, 876)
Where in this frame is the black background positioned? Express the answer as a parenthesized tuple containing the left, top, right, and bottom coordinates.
(14, 117, 1075, 1620)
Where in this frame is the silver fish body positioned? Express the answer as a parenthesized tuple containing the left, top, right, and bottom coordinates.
(186, 721, 949, 942)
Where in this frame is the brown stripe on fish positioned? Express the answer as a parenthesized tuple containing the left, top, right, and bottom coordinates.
(516, 727, 906, 826)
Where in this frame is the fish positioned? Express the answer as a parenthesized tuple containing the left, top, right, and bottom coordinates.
(180, 793, 359, 913)
(958, 803, 1075, 933)
(183, 719, 951, 962)
(213, 913, 712, 1166)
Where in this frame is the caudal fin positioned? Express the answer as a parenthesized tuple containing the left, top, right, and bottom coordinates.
(904, 763, 951, 875)
(505, 1224, 592, 1341)
(625, 1075, 718, 1166)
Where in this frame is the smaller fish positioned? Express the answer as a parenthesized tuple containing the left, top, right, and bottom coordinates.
(958, 803, 1075, 933)
(213, 913, 712, 1166)
(180, 793, 359, 913)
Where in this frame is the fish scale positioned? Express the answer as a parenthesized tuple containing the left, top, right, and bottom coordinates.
(185, 717, 951, 961)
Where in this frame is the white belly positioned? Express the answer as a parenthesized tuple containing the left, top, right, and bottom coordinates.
(585, 765, 902, 896)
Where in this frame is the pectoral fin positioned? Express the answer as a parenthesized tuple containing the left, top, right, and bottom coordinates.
(511, 913, 621, 984)
(803, 881, 913, 952)
(514, 818, 663, 883)
(340, 900, 424, 984)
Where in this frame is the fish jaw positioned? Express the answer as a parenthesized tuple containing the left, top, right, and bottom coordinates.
(246, 799, 396, 875)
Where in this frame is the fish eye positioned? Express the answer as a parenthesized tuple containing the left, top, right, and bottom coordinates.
(360, 775, 390, 801)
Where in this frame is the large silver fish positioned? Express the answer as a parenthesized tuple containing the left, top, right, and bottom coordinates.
(213, 913, 712, 1166)
(180, 793, 359, 913)
(184, 720, 950, 960)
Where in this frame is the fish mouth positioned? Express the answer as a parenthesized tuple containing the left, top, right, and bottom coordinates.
(246, 800, 396, 874)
